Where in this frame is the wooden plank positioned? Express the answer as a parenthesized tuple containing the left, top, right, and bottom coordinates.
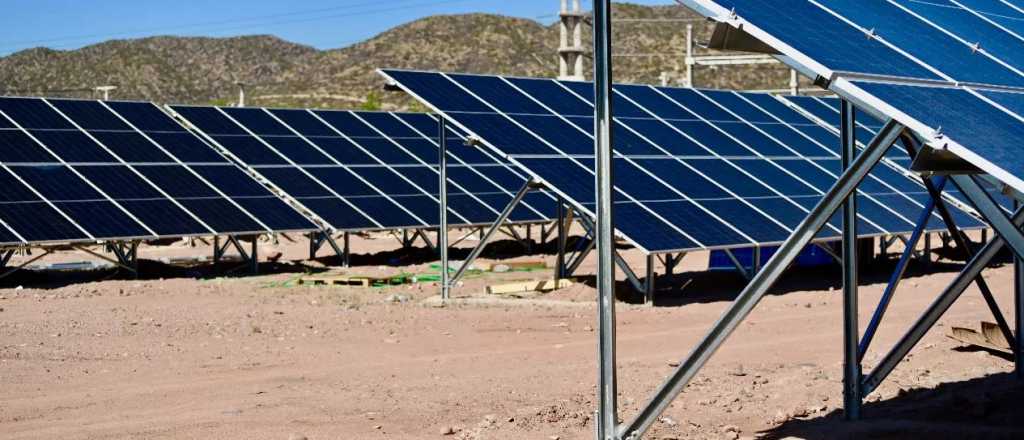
(486, 278, 572, 295)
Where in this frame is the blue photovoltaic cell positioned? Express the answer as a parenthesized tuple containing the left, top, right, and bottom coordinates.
(0, 97, 315, 245)
(819, 0, 1024, 87)
(382, 69, 984, 253)
(711, 0, 943, 82)
(893, 0, 1024, 74)
(172, 104, 553, 231)
(854, 81, 1024, 180)
(0, 130, 56, 163)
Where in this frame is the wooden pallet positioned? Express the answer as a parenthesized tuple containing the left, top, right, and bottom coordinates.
(486, 278, 573, 295)
(299, 274, 407, 287)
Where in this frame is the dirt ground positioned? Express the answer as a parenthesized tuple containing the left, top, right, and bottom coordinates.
(2, 228, 1023, 440)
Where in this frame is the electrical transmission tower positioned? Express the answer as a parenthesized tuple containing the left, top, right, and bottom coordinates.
(558, 0, 584, 81)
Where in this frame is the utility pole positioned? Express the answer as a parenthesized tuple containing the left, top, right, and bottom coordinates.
(236, 81, 246, 107)
(558, 0, 585, 81)
(94, 85, 117, 101)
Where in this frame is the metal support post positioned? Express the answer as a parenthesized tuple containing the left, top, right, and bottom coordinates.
(863, 207, 1024, 395)
(309, 232, 322, 260)
(439, 117, 451, 301)
(924, 233, 932, 265)
(618, 120, 903, 440)
(840, 100, 861, 420)
(645, 254, 656, 305)
(0, 249, 13, 269)
(343, 232, 350, 267)
(556, 200, 567, 280)
(213, 236, 223, 264)
(250, 238, 258, 274)
(753, 246, 762, 274)
(593, 0, 617, 437)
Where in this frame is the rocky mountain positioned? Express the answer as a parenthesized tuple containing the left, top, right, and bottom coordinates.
(0, 3, 799, 110)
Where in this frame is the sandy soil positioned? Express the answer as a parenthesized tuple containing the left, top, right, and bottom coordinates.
(1, 229, 1023, 439)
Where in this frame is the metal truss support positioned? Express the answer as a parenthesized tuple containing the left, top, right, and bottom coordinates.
(215, 235, 259, 275)
(0, 249, 12, 269)
(310, 231, 350, 267)
(722, 248, 750, 280)
(0, 249, 51, 281)
(950, 175, 1020, 345)
(616, 120, 904, 440)
(863, 206, 1024, 395)
(840, 100, 861, 421)
(450, 227, 483, 248)
(859, 177, 946, 359)
(564, 234, 595, 278)
(659, 252, 686, 292)
(440, 181, 536, 300)
(109, 241, 140, 277)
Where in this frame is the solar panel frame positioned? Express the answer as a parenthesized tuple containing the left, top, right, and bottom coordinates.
(169, 105, 555, 233)
(380, 69, 984, 254)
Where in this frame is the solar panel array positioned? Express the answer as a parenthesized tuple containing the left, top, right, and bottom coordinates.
(680, 0, 1024, 193)
(0, 97, 317, 247)
(379, 69, 983, 254)
(169, 106, 556, 231)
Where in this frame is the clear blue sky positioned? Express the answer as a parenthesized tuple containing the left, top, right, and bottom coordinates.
(0, 0, 673, 56)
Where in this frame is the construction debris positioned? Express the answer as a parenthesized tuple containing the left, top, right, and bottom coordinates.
(486, 279, 573, 295)
(947, 321, 1014, 355)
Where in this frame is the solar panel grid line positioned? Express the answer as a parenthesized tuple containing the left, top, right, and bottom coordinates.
(639, 86, 853, 236)
(783, 94, 985, 218)
(1001, 0, 1024, 14)
(683, 88, 909, 232)
(547, 82, 797, 242)
(0, 99, 223, 240)
(501, 76, 772, 242)
(724, 91, 931, 227)
(394, 112, 555, 221)
(412, 73, 681, 252)
(101, 102, 275, 236)
(41, 100, 169, 239)
(0, 212, 27, 245)
(884, 0, 1024, 80)
(214, 107, 386, 230)
(949, 0, 1024, 43)
(0, 107, 107, 242)
(515, 78, 763, 245)
(436, 72, 710, 251)
(303, 109, 464, 227)
(345, 111, 499, 221)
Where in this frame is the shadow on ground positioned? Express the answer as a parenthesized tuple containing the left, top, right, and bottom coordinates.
(0, 236, 574, 290)
(760, 372, 1024, 439)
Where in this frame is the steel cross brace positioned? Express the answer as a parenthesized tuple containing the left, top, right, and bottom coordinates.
(575, 214, 655, 297)
(0, 249, 12, 269)
(309, 231, 350, 267)
(0, 249, 50, 281)
(612, 119, 904, 440)
(439, 180, 536, 301)
(863, 206, 1024, 395)
(215, 235, 259, 275)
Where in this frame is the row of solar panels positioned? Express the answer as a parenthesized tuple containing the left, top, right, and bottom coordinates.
(380, 69, 984, 254)
(0, 97, 550, 247)
(0, 76, 986, 254)
(681, 0, 1024, 198)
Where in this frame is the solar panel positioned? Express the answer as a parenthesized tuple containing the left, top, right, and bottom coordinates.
(168, 106, 555, 231)
(680, 0, 1024, 195)
(380, 69, 983, 254)
(0, 97, 316, 246)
